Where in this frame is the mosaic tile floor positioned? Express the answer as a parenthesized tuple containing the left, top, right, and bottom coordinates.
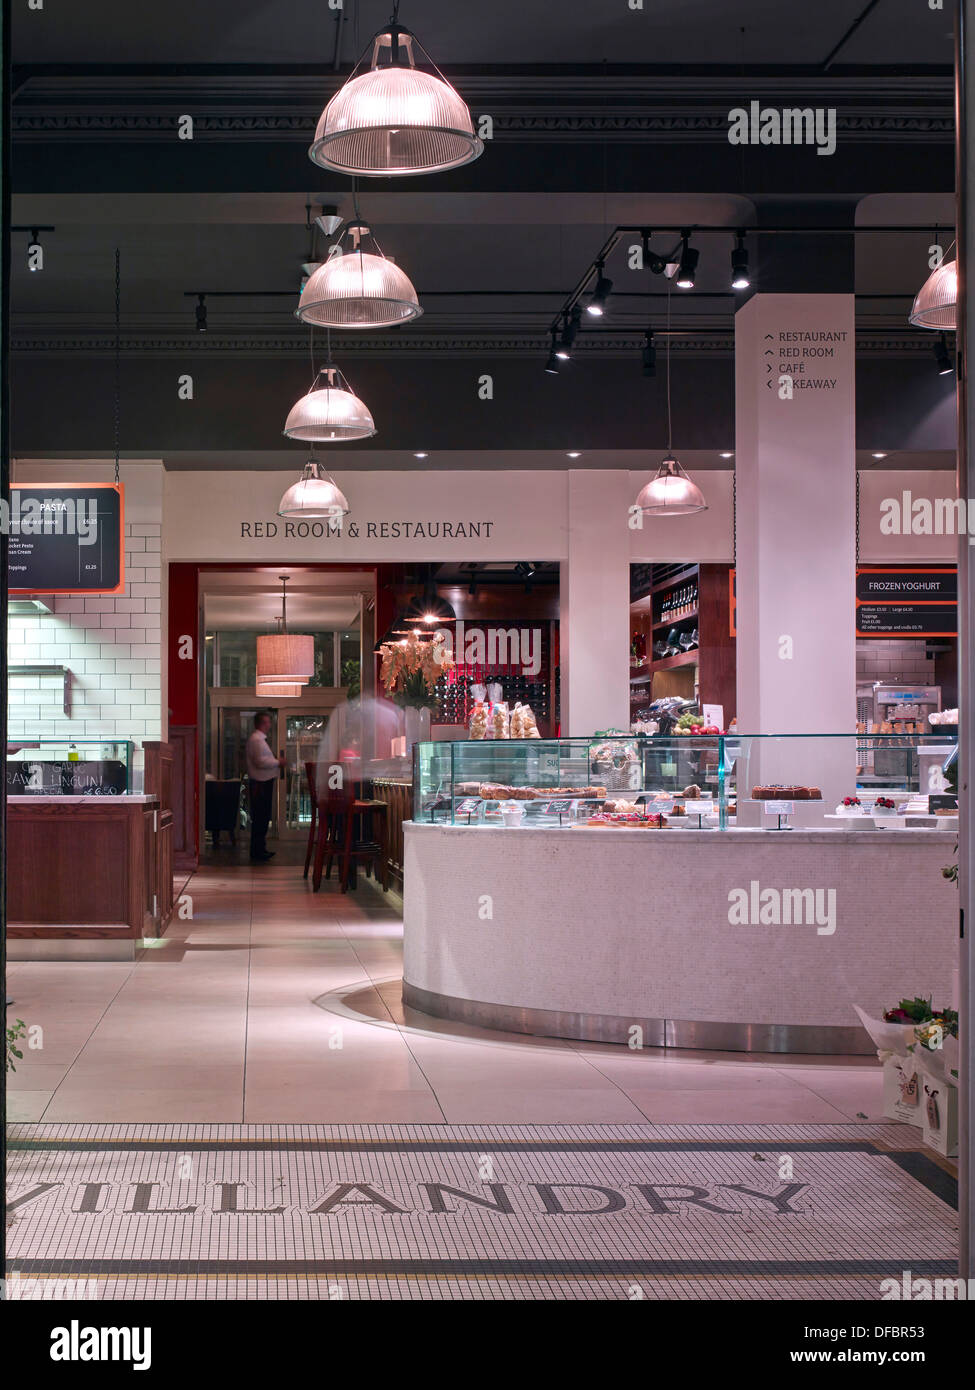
(5, 1122, 957, 1301)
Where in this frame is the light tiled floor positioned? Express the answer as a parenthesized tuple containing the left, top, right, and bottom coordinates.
(5, 864, 958, 1301)
(6, 861, 895, 1125)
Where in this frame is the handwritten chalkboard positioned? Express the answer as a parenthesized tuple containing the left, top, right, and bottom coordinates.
(7, 484, 124, 595)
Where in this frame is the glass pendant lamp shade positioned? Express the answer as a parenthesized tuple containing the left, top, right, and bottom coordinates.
(635, 456, 708, 516)
(909, 260, 957, 330)
(277, 460, 350, 519)
(309, 26, 483, 177)
(283, 366, 376, 442)
(297, 222, 422, 329)
(255, 633, 315, 683)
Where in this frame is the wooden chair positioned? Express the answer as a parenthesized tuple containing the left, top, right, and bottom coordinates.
(311, 774, 389, 894)
(303, 761, 318, 879)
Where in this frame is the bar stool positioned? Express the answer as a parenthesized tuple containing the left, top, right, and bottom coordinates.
(302, 761, 318, 880)
(312, 780, 389, 894)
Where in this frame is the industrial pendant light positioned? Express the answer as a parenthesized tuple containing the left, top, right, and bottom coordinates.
(402, 570, 456, 626)
(909, 258, 957, 330)
(284, 363, 376, 442)
(309, 3, 483, 177)
(256, 577, 315, 683)
(635, 289, 707, 517)
(297, 220, 422, 329)
(277, 459, 350, 519)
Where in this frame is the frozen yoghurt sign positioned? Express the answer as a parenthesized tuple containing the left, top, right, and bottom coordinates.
(240, 517, 495, 542)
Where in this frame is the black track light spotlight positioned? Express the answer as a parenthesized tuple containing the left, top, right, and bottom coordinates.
(934, 333, 954, 375)
(586, 261, 613, 317)
(557, 305, 582, 359)
(731, 233, 751, 290)
(642, 329, 656, 378)
(545, 331, 560, 374)
(675, 235, 698, 290)
(195, 293, 208, 334)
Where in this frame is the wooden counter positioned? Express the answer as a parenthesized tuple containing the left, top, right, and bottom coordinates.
(6, 794, 169, 958)
(369, 778, 412, 894)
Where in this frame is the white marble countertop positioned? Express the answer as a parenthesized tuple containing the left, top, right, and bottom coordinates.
(405, 821, 947, 844)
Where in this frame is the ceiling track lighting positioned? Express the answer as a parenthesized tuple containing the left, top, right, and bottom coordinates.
(284, 362, 376, 442)
(934, 333, 955, 375)
(910, 258, 957, 330)
(195, 293, 207, 334)
(545, 331, 560, 374)
(296, 219, 422, 329)
(277, 458, 350, 519)
(586, 261, 613, 317)
(634, 286, 707, 517)
(731, 232, 751, 290)
(556, 305, 582, 360)
(675, 233, 699, 291)
(309, 5, 483, 177)
(256, 576, 315, 683)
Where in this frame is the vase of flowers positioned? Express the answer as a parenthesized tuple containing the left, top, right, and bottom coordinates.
(379, 631, 453, 748)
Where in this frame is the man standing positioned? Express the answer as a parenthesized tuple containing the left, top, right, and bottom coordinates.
(246, 712, 284, 862)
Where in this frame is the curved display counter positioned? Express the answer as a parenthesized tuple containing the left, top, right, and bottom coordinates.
(403, 823, 957, 1053)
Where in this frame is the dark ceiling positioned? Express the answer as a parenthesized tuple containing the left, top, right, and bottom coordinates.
(8, 0, 959, 466)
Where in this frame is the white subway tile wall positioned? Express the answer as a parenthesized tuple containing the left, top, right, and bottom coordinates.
(855, 639, 935, 682)
(5, 522, 163, 765)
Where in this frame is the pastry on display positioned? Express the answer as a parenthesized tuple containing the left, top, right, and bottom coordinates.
(835, 796, 865, 816)
(682, 784, 702, 799)
(669, 803, 686, 817)
(469, 701, 488, 740)
(873, 796, 897, 815)
(492, 702, 510, 739)
(751, 784, 823, 800)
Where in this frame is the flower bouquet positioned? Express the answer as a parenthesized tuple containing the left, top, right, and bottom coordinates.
(379, 630, 454, 711)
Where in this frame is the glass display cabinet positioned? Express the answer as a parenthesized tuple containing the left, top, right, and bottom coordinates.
(412, 732, 959, 830)
(5, 739, 135, 795)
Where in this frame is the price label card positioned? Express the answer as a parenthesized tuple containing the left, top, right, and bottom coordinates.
(455, 798, 480, 815)
(543, 799, 572, 814)
(765, 800, 795, 815)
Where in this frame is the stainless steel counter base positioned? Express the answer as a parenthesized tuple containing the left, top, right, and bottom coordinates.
(403, 980, 873, 1054)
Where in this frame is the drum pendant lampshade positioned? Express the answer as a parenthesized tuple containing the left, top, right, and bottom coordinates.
(256, 633, 315, 684)
(277, 460, 350, 519)
(256, 678, 303, 698)
(297, 221, 422, 329)
(909, 259, 957, 330)
(283, 365, 376, 442)
(635, 456, 708, 516)
(309, 25, 483, 177)
(256, 577, 315, 683)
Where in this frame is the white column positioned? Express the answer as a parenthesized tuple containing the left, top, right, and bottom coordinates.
(735, 295, 857, 813)
(561, 470, 632, 735)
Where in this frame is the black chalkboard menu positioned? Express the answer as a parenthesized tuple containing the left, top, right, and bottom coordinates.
(7, 483, 124, 595)
(856, 566, 957, 638)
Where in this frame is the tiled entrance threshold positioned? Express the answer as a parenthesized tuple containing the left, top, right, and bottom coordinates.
(5, 1122, 957, 1301)
(4, 863, 958, 1299)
